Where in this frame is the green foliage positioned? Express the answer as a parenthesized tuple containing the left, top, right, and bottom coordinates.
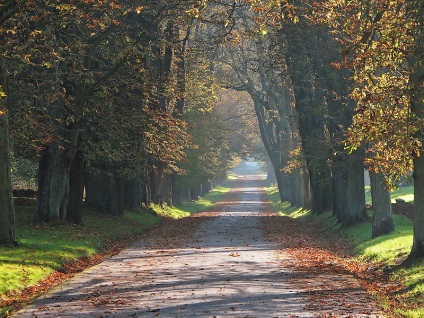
(10, 156, 37, 189)
(321, 0, 420, 184)
(216, 90, 262, 157)
(175, 69, 232, 192)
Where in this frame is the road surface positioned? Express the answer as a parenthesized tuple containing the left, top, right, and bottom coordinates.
(13, 162, 382, 317)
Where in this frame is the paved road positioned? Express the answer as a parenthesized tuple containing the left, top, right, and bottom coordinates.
(13, 174, 382, 317)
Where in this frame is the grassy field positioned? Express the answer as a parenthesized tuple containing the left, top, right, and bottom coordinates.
(266, 185, 424, 317)
(0, 185, 229, 317)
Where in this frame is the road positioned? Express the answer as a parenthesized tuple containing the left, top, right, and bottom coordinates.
(13, 162, 383, 317)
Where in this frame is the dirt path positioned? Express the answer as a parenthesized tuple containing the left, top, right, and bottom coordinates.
(13, 177, 383, 318)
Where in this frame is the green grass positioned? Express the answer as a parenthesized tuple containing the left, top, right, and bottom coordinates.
(365, 184, 414, 205)
(265, 185, 311, 218)
(265, 184, 424, 317)
(0, 185, 229, 316)
(343, 212, 413, 264)
(151, 185, 230, 218)
(0, 208, 159, 297)
(227, 173, 238, 180)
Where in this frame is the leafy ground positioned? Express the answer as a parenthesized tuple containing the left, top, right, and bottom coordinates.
(0, 186, 228, 317)
(266, 185, 424, 318)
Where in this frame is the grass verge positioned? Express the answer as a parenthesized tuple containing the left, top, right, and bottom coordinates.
(150, 185, 230, 218)
(0, 185, 229, 317)
(265, 185, 424, 317)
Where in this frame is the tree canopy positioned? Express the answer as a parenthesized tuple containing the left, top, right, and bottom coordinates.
(2, 0, 424, 261)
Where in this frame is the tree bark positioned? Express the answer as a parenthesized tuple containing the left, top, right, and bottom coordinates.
(123, 178, 144, 211)
(150, 162, 173, 206)
(251, 95, 285, 202)
(35, 142, 70, 222)
(173, 25, 190, 118)
(283, 19, 332, 213)
(265, 157, 277, 184)
(332, 151, 366, 226)
(172, 175, 182, 205)
(0, 55, 15, 244)
(292, 169, 311, 209)
(0, 96, 15, 244)
(201, 182, 212, 196)
(67, 151, 85, 224)
(408, 3, 424, 258)
(190, 187, 201, 201)
(86, 169, 122, 215)
(116, 177, 124, 215)
(370, 172, 394, 238)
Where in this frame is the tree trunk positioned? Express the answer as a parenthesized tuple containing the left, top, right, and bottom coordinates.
(144, 180, 151, 206)
(0, 99, 15, 244)
(407, 2, 424, 260)
(265, 158, 277, 184)
(150, 165, 161, 204)
(283, 19, 332, 213)
(116, 177, 124, 215)
(274, 168, 290, 203)
(173, 25, 190, 118)
(252, 95, 286, 203)
(124, 178, 144, 211)
(86, 169, 122, 215)
(411, 154, 424, 258)
(301, 168, 313, 209)
(201, 182, 212, 196)
(172, 175, 182, 206)
(35, 142, 70, 222)
(332, 152, 366, 226)
(308, 170, 332, 213)
(190, 187, 201, 201)
(292, 170, 311, 208)
(67, 151, 85, 224)
(158, 173, 173, 206)
(370, 172, 394, 238)
(150, 163, 173, 206)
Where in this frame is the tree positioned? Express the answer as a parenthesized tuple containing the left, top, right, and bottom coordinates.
(2, 1, 141, 222)
(0, 59, 15, 244)
(223, 0, 367, 222)
(216, 90, 261, 158)
(175, 68, 232, 202)
(0, 0, 29, 244)
(408, 0, 424, 259)
(370, 172, 394, 237)
(323, 0, 424, 248)
(209, 3, 312, 207)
